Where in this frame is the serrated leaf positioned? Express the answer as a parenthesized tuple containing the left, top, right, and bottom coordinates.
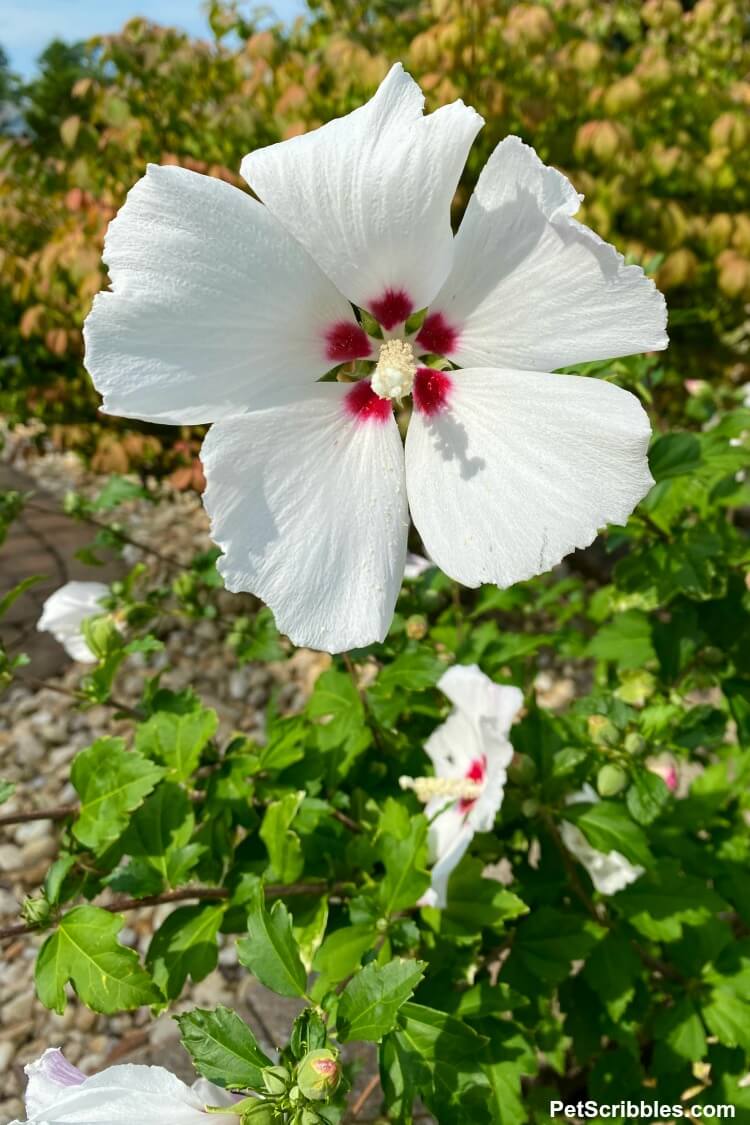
(337, 958, 425, 1043)
(312, 923, 378, 999)
(260, 790, 304, 884)
(237, 880, 307, 998)
(582, 932, 641, 1022)
(71, 738, 164, 853)
(35, 906, 161, 1014)
(136, 706, 218, 781)
(563, 800, 653, 868)
(510, 907, 605, 983)
(613, 862, 728, 941)
(626, 768, 670, 825)
(146, 903, 226, 1000)
(378, 801, 430, 916)
(126, 782, 203, 887)
(176, 1005, 272, 1089)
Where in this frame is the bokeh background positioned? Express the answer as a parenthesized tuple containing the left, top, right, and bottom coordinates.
(1, 0, 748, 480)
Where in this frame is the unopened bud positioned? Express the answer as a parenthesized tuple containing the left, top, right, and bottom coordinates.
(597, 764, 628, 797)
(406, 614, 428, 641)
(261, 1066, 290, 1097)
(508, 753, 536, 785)
(521, 798, 539, 818)
(296, 1048, 340, 1101)
(587, 714, 619, 748)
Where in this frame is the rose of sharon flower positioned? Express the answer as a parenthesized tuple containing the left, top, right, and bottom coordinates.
(84, 64, 667, 654)
(11, 1048, 239, 1125)
(402, 664, 523, 908)
(36, 581, 110, 663)
(560, 785, 644, 896)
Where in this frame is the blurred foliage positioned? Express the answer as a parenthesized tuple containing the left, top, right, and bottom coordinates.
(1, 0, 749, 478)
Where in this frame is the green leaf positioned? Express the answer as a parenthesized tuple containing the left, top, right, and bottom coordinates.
(393, 1003, 492, 1125)
(259, 791, 305, 884)
(0, 780, 16, 805)
(587, 611, 656, 670)
(377, 649, 444, 692)
(563, 800, 653, 868)
(176, 1005, 273, 1090)
(146, 903, 226, 1000)
(378, 800, 430, 916)
(237, 880, 307, 998)
(626, 768, 671, 826)
(613, 862, 728, 941)
(582, 932, 641, 1022)
(125, 782, 203, 888)
(35, 906, 161, 1014)
(307, 668, 365, 751)
(312, 923, 378, 998)
(509, 907, 604, 983)
(482, 1021, 538, 1125)
(0, 575, 45, 619)
(337, 958, 426, 1043)
(649, 432, 702, 481)
(429, 858, 527, 937)
(292, 895, 329, 973)
(654, 998, 707, 1071)
(701, 990, 750, 1051)
(136, 706, 218, 782)
(71, 738, 164, 853)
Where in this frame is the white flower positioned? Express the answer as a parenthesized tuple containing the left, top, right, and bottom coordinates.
(11, 1047, 239, 1125)
(84, 64, 667, 654)
(560, 785, 644, 896)
(410, 664, 523, 908)
(37, 581, 110, 663)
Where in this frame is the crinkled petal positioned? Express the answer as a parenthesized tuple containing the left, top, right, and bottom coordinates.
(24, 1050, 85, 1118)
(201, 383, 408, 653)
(420, 136, 667, 371)
(84, 165, 364, 424)
(438, 664, 523, 738)
(241, 64, 483, 320)
(21, 1057, 234, 1124)
(406, 367, 653, 589)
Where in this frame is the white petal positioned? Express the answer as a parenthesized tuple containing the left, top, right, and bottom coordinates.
(21, 1059, 234, 1124)
(241, 64, 483, 321)
(24, 1050, 85, 1117)
(419, 136, 667, 370)
(560, 821, 643, 897)
(424, 813, 474, 909)
(406, 367, 653, 589)
(438, 664, 523, 738)
(424, 707, 482, 777)
(191, 1079, 241, 1108)
(84, 165, 365, 425)
(403, 552, 434, 580)
(201, 382, 408, 653)
(37, 581, 110, 663)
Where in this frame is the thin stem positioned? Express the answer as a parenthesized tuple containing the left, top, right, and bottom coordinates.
(0, 803, 78, 828)
(0, 881, 347, 941)
(342, 652, 386, 755)
(24, 676, 141, 719)
(348, 1074, 380, 1121)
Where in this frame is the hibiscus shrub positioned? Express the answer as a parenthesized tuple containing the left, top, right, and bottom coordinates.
(2, 381, 750, 1122)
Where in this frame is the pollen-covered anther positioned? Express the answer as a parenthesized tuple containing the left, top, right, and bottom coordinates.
(371, 339, 418, 401)
(399, 774, 485, 803)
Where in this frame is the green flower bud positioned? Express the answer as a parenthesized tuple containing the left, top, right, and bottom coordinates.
(241, 1102, 276, 1124)
(301, 1110, 323, 1125)
(597, 764, 628, 797)
(405, 614, 428, 640)
(262, 1066, 291, 1097)
(521, 797, 539, 818)
(296, 1048, 340, 1101)
(624, 732, 646, 756)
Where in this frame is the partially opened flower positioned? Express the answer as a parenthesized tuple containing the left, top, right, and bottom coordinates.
(37, 581, 110, 663)
(560, 785, 644, 896)
(12, 1047, 238, 1125)
(84, 64, 666, 653)
(401, 664, 523, 908)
